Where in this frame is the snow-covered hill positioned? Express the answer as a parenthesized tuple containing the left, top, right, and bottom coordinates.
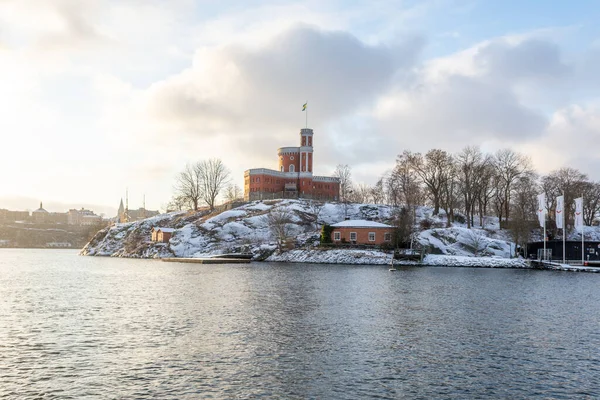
(80, 199, 537, 263)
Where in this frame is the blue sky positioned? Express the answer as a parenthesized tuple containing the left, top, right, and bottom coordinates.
(0, 0, 599, 216)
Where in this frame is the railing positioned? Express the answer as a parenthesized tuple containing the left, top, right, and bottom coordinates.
(313, 176, 340, 182)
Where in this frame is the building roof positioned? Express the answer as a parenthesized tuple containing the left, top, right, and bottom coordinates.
(153, 227, 175, 233)
(33, 201, 48, 214)
(331, 220, 392, 228)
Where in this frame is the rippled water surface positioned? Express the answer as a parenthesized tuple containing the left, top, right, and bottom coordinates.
(1, 249, 600, 398)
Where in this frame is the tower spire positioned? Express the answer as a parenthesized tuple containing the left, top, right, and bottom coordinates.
(125, 188, 129, 222)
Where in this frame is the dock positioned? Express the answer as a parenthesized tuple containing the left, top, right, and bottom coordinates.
(161, 257, 251, 264)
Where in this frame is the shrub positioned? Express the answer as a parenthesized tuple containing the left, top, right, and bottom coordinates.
(320, 224, 334, 244)
(454, 214, 466, 224)
(420, 219, 433, 230)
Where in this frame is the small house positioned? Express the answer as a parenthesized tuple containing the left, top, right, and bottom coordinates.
(330, 220, 393, 245)
(151, 227, 175, 243)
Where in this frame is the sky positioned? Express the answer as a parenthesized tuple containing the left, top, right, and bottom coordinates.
(1, 0, 600, 216)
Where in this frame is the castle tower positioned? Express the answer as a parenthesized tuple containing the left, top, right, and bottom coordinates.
(117, 198, 125, 222)
(299, 128, 313, 173)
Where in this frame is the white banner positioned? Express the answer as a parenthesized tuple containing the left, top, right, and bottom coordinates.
(574, 197, 584, 233)
(537, 193, 546, 228)
(556, 195, 564, 229)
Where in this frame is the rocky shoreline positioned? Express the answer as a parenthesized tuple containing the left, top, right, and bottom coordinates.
(79, 199, 600, 272)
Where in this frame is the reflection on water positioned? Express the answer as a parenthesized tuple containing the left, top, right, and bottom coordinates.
(1, 249, 599, 398)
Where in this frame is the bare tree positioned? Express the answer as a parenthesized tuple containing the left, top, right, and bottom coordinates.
(166, 195, 188, 212)
(224, 183, 243, 203)
(333, 164, 352, 203)
(198, 158, 231, 211)
(390, 206, 413, 249)
(509, 175, 538, 256)
(409, 149, 453, 215)
(456, 146, 490, 228)
(463, 230, 490, 257)
(476, 163, 496, 228)
(306, 200, 324, 230)
(383, 170, 401, 207)
(173, 163, 203, 210)
(541, 167, 588, 228)
(266, 207, 293, 251)
(440, 161, 459, 227)
(392, 151, 421, 213)
(582, 182, 600, 226)
(370, 178, 385, 205)
(349, 183, 372, 204)
(494, 149, 532, 224)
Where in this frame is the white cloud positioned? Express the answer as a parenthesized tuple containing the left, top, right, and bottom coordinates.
(1, 0, 600, 211)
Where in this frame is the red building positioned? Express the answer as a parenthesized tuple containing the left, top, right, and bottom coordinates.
(330, 220, 393, 245)
(244, 128, 340, 201)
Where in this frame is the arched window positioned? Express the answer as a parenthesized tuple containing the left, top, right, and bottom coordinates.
(289, 165, 295, 172)
(280, 166, 283, 172)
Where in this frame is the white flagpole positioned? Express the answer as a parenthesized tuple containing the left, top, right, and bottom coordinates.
(562, 194, 565, 264)
(582, 225, 584, 265)
(575, 197, 584, 265)
(544, 217, 546, 261)
(581, 196, 585, 265)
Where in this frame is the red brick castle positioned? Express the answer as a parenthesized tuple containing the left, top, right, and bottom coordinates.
(244, 128, 340, 201)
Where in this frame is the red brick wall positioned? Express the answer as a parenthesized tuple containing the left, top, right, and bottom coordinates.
(278, 153, 300, 173)
(312, 181, 339, 199)
(331, 227, 392, 245)
(247, 173, 286, 194)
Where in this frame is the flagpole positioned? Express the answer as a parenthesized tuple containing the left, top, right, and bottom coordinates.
(543, 217, 546, 261)
(582, 225, 584, 265)
(563, 226, 566, 264)
(305, 100, 308, 128)
(582, 197, 585, 265)
(562, 193, 565, 264)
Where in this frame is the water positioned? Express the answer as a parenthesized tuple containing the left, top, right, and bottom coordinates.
(1, 249, 599, 399)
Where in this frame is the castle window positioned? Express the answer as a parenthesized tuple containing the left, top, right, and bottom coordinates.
(289, 165, 295, 172)
(280, 166, 283, 172)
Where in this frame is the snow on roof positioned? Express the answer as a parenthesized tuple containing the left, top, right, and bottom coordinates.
(152, 227, 175, 233)
(331, 220, 392, 228)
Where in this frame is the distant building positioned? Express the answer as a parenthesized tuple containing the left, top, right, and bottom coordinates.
(151, 227, 174, 243)
(330, 220, 393, 245)
(47, 212, 68, 224)
(67, 208, 103, 225)
(0, 209, 29, 222)
(117, 198, 159, 223)
(244, 127, 340, 201)
(31, 202, 49, 224)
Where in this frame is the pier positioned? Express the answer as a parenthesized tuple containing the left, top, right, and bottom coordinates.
(161, 257, 251, 264)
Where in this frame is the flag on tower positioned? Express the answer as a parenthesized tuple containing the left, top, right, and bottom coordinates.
(537, 193, 546, 228)
(555, 195, 564, 229)
(302, 102, 307, 111)
(574, 197, 584, 233)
